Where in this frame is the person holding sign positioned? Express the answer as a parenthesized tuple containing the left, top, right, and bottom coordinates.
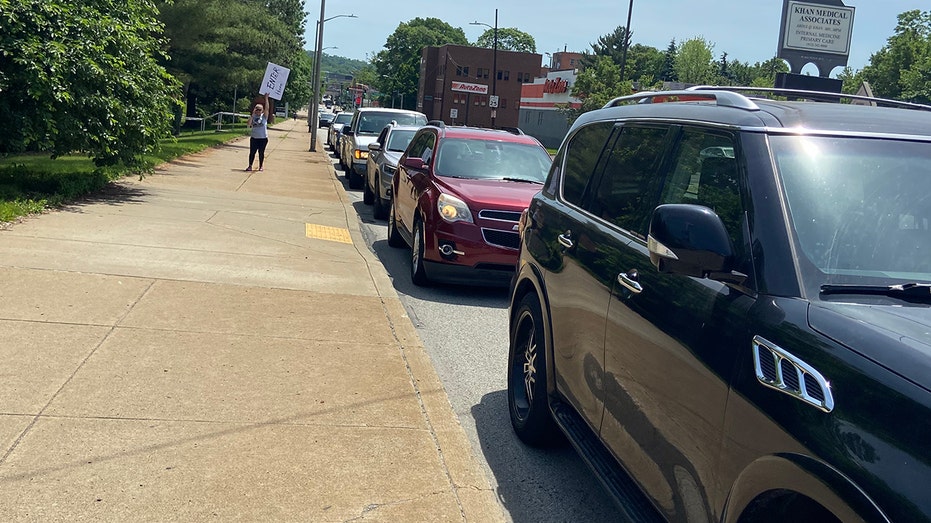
(246, 94, 270, 172)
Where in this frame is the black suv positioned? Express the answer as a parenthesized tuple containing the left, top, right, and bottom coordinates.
(508, 87, 931, 522)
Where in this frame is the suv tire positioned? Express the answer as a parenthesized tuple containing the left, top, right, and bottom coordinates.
(348, 170, 362, 190)
(363, 175, 374, 205)
(411, 219, 430, 286)
(387, 200, 405, 248)
(508, 292, 561, 446)
(373, 174, 389, 220)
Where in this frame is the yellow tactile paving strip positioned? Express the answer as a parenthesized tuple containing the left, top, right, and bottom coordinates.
(305, 223, 353, 244)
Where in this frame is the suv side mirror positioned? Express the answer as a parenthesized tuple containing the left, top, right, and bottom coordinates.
(648, 204, 744, 283)
(402, 157, 427, 171)
(344, 129, 354, 136)
(368, 142, 382, 152)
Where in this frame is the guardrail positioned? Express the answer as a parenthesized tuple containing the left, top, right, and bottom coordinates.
(183, 112, 250, 132)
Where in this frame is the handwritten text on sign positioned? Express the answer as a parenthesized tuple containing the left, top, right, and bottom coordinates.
(260, 62, 291, 100)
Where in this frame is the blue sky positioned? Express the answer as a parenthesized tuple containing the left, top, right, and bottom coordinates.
(305, 1, 928, 76)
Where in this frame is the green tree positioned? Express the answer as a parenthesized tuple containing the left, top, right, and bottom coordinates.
(674, 37, 715, 85)
(562, 55, 631, 125)
(860, 10, 931, 103)
(625, 43, 665, 85)
(580, 25, 662, 84)
(157, 0, 309, 118)
(0, 0, 180, 166)
(371, 18, 468, 112)
(586, 25, 630, 67)
(659, 39, 678, 82)
(475, 27, 536, 53)
(837, 66, 864, 94)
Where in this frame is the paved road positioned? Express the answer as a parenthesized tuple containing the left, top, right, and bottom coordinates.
(322, 132, 619, 523)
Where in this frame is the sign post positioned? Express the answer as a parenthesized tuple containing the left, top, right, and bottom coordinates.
(777, 0, 855, 76)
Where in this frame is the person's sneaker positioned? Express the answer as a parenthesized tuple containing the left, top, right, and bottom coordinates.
(258, 167, 264, 172)
(245, 166, 252, 172)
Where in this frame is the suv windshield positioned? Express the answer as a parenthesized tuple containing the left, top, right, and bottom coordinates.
(774, 135, 931, 290)
(358, 113, 427, 135)
(434, 138, 551, 181)
(333, 113, 352, 125)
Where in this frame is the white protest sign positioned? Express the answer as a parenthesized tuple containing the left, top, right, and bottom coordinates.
(260, 62, 291, 100)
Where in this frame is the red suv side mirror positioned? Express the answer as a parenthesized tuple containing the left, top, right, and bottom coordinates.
(402, 157, 427, 171)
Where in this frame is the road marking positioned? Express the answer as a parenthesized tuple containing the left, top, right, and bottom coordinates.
(305, 223, 352, 244)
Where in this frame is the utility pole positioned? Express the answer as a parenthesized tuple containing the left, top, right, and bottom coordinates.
(309, 1, 325, 152)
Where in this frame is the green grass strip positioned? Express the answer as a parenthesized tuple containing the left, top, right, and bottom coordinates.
(0, 128, 248, 224)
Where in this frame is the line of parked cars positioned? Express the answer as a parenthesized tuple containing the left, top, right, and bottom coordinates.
(326, 89, 931, 523)
(326, 107, 551, 287)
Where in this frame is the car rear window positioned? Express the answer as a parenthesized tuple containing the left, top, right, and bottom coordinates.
(358, 113, 426, 134)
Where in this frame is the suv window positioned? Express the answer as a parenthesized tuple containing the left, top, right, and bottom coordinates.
(589, 125, 669, 239)
(660, 128, 743, 258)
(561, 122, 614, 206)
(406, 131, 436, 163)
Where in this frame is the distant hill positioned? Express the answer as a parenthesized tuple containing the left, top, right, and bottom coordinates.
(305, 51, 370, 75)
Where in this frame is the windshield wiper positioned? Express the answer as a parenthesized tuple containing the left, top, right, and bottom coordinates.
(820, 282, 931, 302)
(501, 177, 543, 184)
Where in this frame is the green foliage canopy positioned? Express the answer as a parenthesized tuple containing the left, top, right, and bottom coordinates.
(372, 18, 468, 111)
(157, 0, 310, 114)
(674, 37, 715, 84)
(859, 10, 931, 103)
(0, 0, 180, 166)
(475, 27, 536, 53)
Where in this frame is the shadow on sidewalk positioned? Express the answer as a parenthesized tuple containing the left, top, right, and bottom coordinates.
(61, 181, 149, 212)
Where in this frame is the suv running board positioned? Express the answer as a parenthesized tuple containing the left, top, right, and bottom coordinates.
(551, 399, 665, 523)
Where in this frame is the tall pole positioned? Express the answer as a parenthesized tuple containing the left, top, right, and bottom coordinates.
(309, 0, 326, 151)
(307, 20, 318, 133)
(491, 8, 497, 129)
(619, 0, 634, 82)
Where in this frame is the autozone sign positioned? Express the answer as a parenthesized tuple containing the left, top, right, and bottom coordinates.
(451, 81, 489, 94)
(543, 77, 569, 94)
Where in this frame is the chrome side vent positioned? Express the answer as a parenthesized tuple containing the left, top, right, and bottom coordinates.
(752, 336, 835, 413)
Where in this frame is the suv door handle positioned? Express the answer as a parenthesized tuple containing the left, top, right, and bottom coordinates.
(557, 231, 573, 249)
(617, 270, 643, 294)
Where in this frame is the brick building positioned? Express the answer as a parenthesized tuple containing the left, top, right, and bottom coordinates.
(417, 44, 542, 129)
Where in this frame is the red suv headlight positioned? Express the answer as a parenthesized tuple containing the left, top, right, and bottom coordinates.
(437, 194, 474, 224)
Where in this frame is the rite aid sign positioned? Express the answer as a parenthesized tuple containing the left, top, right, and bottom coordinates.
(451, 81, 489, 94)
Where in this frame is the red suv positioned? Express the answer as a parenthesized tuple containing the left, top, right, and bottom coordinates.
(387, 122, 552, 286)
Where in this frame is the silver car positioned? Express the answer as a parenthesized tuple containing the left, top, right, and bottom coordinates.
(326, 112, 353, 155)
(340, 107, 427, 189)
(363, 123, 420, 220)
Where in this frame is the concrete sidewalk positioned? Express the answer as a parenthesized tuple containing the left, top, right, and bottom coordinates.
(0, 118, 504, 521)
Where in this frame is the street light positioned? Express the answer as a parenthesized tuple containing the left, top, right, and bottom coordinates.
(470, 9, 498, 128)
(309, 4, 356, 152)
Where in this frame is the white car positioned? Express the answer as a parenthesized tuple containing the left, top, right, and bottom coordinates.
(339, 108, 426, 189)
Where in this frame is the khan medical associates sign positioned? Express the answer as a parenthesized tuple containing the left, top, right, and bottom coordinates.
(783, 1, 854, 55)
(451, 81, 489, 94)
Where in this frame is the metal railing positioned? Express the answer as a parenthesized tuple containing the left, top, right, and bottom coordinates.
(183, 112, 250, 132)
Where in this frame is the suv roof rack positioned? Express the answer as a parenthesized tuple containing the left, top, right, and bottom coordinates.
(688, 85, 931, 111)
(603, 90, 761, 111)
(427, 120, 446, 128)
(603, 86, 931, 112)
(498, 126, 524, 135)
